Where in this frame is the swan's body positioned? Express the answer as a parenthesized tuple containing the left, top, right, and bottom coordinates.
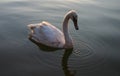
(28, 10, 78, 49)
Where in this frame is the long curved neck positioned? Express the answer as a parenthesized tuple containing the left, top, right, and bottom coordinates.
(63, 14, 73, 48)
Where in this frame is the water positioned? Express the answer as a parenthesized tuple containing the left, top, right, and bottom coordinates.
(0, 0, 120, 76)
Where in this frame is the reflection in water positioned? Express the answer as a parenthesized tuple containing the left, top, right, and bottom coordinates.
(29, 37, 75, 76)
(62, 49, 76, 76)
(0, 0, 120, 76)
(29, 37, 61, 51)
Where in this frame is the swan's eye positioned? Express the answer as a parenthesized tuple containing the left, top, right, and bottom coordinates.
(73, 15, 77, 21)
(75, 15, 77, 19)
(73, 14, 77, 19)
(73, 17, 77, 22)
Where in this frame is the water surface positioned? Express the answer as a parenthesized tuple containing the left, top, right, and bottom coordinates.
(0, 0, 120, 76)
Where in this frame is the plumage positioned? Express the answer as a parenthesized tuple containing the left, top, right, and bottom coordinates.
(28, 10, 78, 49)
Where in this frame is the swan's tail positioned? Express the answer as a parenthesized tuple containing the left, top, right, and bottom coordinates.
(27, 24, 36, 30)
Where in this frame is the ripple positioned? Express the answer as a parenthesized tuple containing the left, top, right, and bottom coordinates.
(73, 40, 94, 57)
(32, 31, 109, 73)
(33, 49, 64, 69)
(68, 32, 109, 73)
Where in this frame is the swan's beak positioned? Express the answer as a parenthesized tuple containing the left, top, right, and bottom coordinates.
(73, 18, 79, 30)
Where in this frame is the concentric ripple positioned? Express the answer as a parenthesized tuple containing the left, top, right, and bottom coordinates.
(33, 49, 64, 69)
(68, 31, 109, 73)
(33, 31, 109, 74)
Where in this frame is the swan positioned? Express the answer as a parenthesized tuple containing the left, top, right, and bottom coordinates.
(28, 10, 78, 49)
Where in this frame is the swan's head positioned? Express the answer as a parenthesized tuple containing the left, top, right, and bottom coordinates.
(66, 10, 79, 30)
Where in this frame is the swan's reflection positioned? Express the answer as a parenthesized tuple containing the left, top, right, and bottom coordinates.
(29, 37, 61, 51)
(29, 38, 76, 76)
(62, 49, 76, 76)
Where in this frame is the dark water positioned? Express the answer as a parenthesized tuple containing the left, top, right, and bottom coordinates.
(0, 0, 120, 76)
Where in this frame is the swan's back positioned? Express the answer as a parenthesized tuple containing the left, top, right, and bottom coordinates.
(28, 21, 65, 48)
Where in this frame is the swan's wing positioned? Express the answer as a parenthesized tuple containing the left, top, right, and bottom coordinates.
(28, 21, 65, 48)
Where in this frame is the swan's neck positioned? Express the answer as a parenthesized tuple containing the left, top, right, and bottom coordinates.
(63, 15, 73, 48)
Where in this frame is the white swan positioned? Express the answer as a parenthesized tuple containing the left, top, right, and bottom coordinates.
(28, 10, 78, 49)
